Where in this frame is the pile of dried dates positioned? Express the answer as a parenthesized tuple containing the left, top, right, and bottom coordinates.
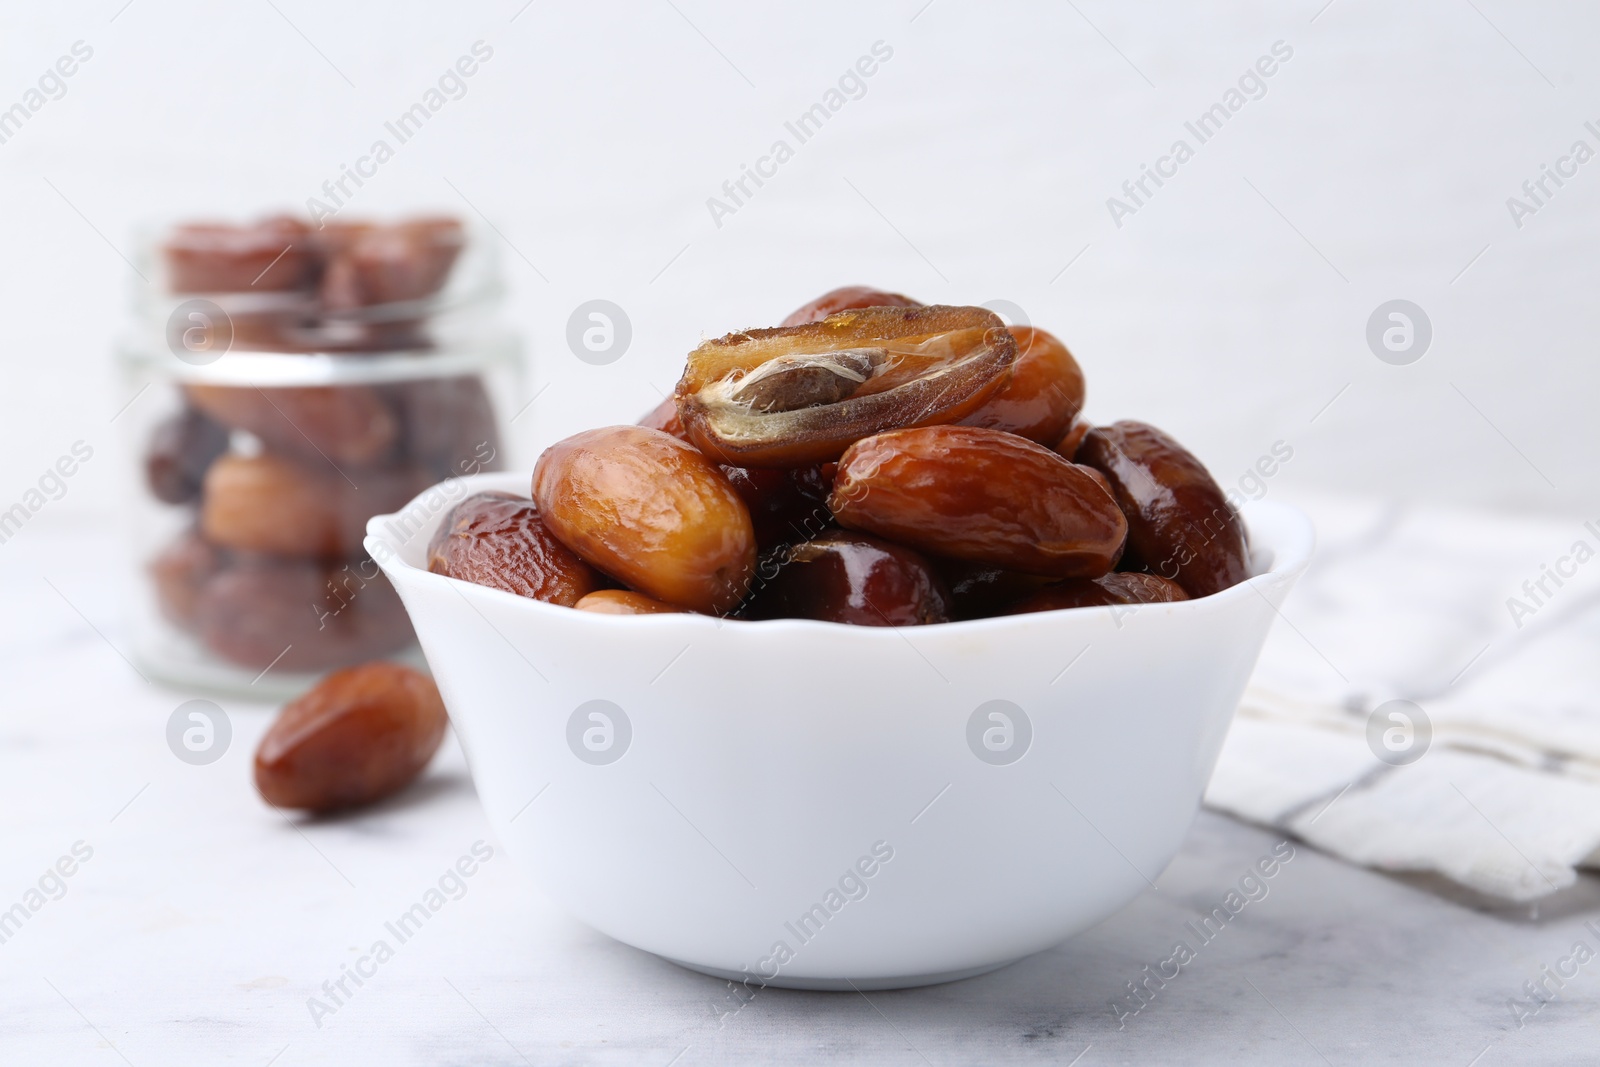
(147, 216, 505, 671)
(431, 287, 1249, 625)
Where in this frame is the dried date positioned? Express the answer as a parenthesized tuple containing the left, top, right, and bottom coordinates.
(1075, 421, 1248, 597)
(675, 305, 1017, 467)
(830, 425, 1127, 577)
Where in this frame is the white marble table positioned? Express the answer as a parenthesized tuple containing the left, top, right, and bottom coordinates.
(3, 514, 1597, 1066)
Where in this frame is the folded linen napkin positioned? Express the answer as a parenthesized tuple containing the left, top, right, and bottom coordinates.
(1205, 493, 1600, 901)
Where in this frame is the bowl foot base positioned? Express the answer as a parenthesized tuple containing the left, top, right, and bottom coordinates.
(660, 955, 1020, 991)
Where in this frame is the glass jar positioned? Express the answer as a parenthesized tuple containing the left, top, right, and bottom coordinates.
(118, 214, 521, 698)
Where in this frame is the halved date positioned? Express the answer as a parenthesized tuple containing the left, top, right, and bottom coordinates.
(675, 305, 1017, 467)
(428, 491, 599, 605)
(532, 426, 756, 614)
(830, 425, 1127, 578)
(742, 530, 951, 626)
(1075, 421, 1248, 598)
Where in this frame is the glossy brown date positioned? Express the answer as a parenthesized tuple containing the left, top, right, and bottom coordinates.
(574, 589, 682, 615)
(830, 425, 1127, 578)
(201, 453, 423, 559)
(957, 327, 1084, 445)
(185, 384, 400, 468)
(428, 491, 599, 606)
(1008, 572, 1189, 614)
(532, 426, 757, 614)
(742, 530, 951, 626)
(675, 305, 1017, 467)
(937, 559, 1054, 621)
(780, 285, 921, 327)
(720, 463, 834, 552)
(145, 406, 229, 505)
(254, 662, 447, 813)
(1075, 421, 1248, 598)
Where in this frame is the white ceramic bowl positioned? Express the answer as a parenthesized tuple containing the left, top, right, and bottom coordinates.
(367, 472, 1313, 990)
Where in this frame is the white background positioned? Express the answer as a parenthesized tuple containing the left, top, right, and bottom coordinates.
(0, 0, 1595, 527)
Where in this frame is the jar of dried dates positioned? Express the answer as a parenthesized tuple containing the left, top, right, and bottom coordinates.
(118, 214, 521, 696)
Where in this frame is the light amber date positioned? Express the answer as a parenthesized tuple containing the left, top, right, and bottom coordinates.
(830, 425, 1127, 577)
(532, 426, 757, 614)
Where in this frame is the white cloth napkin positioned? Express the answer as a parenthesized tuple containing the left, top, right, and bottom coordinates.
(1205, 493, 1600, 901)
